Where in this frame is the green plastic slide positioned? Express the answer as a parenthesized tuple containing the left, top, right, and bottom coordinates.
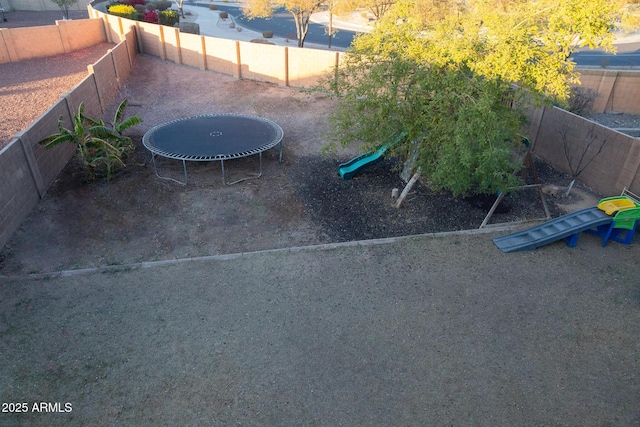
(338, 145, 389, 180)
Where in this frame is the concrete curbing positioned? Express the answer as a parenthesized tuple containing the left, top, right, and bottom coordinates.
(3, 223, 526, 280)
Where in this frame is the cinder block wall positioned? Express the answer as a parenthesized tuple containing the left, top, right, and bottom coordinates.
(92, 8, 340, 88)
(528, 106, 640, 196)
(0, 18, 107, 63)
(576, 70, 640, 114)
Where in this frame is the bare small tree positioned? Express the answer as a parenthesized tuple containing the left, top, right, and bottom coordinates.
(173, 0, 185, 18)
(325, 11, 339, 48)
(567, 87, 600, 116)
(50, 0, 78, 20)
(560, 126, 608, 195)
(243, 0, 324, 48)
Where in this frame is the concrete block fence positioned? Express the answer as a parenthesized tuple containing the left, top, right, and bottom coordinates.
(0, 18, 107, 63)
(528, 105, 640, 197)
(88, 5, 341, 88)
(579, 69, 640, 115)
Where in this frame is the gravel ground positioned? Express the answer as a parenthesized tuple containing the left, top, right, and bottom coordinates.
(0, 43, 115, 146)
(586, 112, 640, 129)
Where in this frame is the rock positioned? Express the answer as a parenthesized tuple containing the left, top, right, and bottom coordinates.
(179, 22, 199, 34)
(542, 184, 562, 196)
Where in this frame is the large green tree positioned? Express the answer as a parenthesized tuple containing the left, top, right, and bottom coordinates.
(322, 0, 628, 196)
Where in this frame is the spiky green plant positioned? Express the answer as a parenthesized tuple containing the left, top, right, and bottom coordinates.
(40, 100, 142, 181)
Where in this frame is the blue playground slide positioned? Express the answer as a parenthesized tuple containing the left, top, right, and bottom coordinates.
(493, 207, 613, 253)
(338, 145, 389, 180)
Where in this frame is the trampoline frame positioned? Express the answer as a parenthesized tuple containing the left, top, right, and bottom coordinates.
(142, 114, 284, 185)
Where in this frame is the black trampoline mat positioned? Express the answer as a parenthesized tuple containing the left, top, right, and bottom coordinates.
(144, 115, 283, 158)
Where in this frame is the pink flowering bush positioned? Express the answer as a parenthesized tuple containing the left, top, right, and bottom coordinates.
(142, 9, 158, 23)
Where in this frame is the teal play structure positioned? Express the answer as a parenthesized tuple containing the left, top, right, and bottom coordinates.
(493, 189, 640, 253)
(338, 132, 406, 180)
(338, 145, 389, 180)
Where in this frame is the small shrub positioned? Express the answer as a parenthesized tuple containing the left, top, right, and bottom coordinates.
(262, 30, 273, 38)
(219, 11, 228, 19)
(155, 0, 171, 10)
(159, 9, 179, 26)
(39, 100, 142, 182)
(179, 21, 200, 34)
(142, 9, 159, 23)
(229, 21, 235, 28)
(209, 4, 217, 9)
(145, 2, 157, 9)
(134, 4, 146, 13)
(251, 38, 275, 45)
(121, 0, 146, 5)
(567, 87, 600, 116)
(108, 4, 138, 19)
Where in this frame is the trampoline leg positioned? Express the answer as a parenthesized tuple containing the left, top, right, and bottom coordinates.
(221, 154, 264, 185)
(150, 153, 189, 185)
(221, 160, 227, 184)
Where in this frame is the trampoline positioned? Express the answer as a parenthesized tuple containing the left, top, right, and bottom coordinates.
(142, 114, 284, 185)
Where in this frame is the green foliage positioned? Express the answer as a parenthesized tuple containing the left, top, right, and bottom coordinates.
(40, 100, 142, 182)
(108, 4, 138, 19)
(159, 9, 180, 26)
(326, 56, 526, 196)
(317, 0, 626, 196)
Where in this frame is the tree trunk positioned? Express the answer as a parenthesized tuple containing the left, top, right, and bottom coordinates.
(395, 169, 421, 209)
(328, 11, 333, 48)
(565, 178, 576, 196)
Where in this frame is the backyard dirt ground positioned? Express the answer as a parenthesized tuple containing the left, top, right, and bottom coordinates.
(2, 15, 640, 427)
(0, 54, 606, 275)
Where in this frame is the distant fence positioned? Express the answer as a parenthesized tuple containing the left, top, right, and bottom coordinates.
(3, 0, 91, 13)
(0, 18, 107, 63)
(0, 26, 137, 248)
(89, 5, 341, 88)
(578, 69, 640, 114)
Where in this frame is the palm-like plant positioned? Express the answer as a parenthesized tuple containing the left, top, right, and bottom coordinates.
(40, 100, 142, 181)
